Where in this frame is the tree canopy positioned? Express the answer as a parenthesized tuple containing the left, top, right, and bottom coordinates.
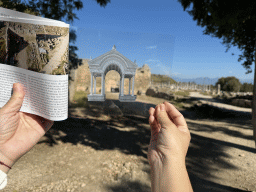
(240, 83, 253, 92)
(177, 0, 256, 145)
(0, 0, 111, 73)
(177, 0, 256, 74)
(216, 76, 242, 92)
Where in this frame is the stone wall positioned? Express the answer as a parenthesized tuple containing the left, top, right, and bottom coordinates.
(69, 59, 151, 102)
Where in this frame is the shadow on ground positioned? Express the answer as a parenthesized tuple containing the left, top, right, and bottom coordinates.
(39, 99, 254, 192)
(104, 174, 248, 192)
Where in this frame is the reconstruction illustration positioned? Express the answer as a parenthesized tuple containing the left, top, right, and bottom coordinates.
(87, 45, 138, 102)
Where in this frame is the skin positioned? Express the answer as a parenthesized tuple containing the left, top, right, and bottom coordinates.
(0, 83, 54, 173)
(148, 102, 193, 192)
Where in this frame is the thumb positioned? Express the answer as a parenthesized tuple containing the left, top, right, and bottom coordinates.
(2, 83, 25, 113)
(157, 104, 175, 131)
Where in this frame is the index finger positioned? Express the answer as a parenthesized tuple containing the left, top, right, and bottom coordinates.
(149, 107, 155, 116)
(163, 101, 187, 128)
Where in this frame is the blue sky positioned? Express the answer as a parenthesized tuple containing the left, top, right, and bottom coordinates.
(68, 0, 254, 82)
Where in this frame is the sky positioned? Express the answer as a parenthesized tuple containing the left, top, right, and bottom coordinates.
(68, 0, 254, 82)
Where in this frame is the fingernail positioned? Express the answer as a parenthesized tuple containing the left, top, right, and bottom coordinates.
(160, 104, 165, 111)
(157, 105, 160, 112)
(13, 83, 18, 92)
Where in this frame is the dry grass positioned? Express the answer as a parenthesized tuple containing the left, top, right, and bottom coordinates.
(174, 90, 190, 97)
(70, 91, 184, 110)
(70, 91, 89, 108)
(137, 94, 184, 109)
(52, 60, 65, 75)
(200, 91, 212, 96)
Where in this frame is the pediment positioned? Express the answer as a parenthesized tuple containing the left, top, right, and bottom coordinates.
(88, 47, 138, 73)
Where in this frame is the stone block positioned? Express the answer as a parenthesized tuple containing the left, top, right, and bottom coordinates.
(238, 99, 246, 107)
(146, 88, 157, 97)
(156, 92, 171, 100)
(231, 99, 239, 106)
(244, 100, 252, 108)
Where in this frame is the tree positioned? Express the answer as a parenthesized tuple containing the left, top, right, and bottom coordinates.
(177, 0, 256, 146)
(240, 83, 254, 92)
(216, 76, 241, 92)
(225, 79, 241, 92)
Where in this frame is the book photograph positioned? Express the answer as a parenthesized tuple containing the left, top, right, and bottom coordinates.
(0, 7, 69, 121)
(0, 20, 69, 75)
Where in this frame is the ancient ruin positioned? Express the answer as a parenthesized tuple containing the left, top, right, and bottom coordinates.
(68, 54, 151, 103)
(87, 45, 138, 102)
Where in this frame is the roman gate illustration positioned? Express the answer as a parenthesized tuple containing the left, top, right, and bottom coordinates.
(87, 45, 138, 102)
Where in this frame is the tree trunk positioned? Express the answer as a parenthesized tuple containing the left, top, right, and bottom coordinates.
(253, 41, 256, 147)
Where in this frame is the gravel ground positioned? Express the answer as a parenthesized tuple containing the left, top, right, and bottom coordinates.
(3, 94, 256, 192)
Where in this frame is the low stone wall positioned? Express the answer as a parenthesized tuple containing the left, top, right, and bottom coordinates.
(145, 87, 176, 100)
(230, 99, 252, 108)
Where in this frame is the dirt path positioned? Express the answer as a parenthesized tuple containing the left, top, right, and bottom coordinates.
(189, 91, 213, 99)
(41, 34, 69, 74)
(16, 45, 28, 69)
(189, 92, 251, 113)
(3, 95, 256, 192)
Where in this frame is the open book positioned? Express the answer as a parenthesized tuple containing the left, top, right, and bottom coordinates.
(0, 7, 69, 121)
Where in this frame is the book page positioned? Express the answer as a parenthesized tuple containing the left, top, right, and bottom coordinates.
(0, 7, 68, 27)
(0, 7, 69, 121)
(0, 64, 68, 121)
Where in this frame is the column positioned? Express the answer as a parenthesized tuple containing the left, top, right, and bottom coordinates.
(101, 73, 104, 95)
(103, 75, 105, 96)
(129, 77, 131, 95)
(218, 84, 220, 95)
(94, 75, 96, 94)
(121, 74, 124, 96)
(119, 78, 121, 94)
(132, 75, 135, 96)
(90, 73, 93, 95)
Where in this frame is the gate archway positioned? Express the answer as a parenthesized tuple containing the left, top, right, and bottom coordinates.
(87, 45, 138, 102)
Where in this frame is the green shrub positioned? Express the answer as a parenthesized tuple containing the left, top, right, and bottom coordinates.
(71, 91, 89, 108)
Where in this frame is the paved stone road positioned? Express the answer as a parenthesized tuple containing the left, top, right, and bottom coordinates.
(189, 92, 252, 113)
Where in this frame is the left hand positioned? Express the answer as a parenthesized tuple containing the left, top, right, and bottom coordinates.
(147, 102, 191, 165)
(0, 83, 54, 173)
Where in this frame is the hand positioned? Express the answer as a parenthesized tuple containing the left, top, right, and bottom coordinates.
(148, 101, 193, 192)
(0, 83, 54, 173)
(148, 101, 191, 166)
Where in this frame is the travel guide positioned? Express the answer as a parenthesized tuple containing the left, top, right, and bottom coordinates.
(0, 7, 69, 121)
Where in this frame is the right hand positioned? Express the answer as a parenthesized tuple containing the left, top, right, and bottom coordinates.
(148, 101, 191, 165)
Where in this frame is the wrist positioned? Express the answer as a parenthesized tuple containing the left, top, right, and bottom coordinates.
(161, 157, 193, 192)
(163, 153, 186, 167)
(0, 164, 10, 174)
(0, 152, 14, 174)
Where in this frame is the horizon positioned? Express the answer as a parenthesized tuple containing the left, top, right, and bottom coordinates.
(79, 57, 253, 85)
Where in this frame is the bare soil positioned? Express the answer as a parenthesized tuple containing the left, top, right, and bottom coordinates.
(3, 93, 256, 192)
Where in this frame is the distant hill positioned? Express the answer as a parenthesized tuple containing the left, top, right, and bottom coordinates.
(171, 77, 219, 85)
(171, 76, 253, 85)
(146, 73, 253, 86)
